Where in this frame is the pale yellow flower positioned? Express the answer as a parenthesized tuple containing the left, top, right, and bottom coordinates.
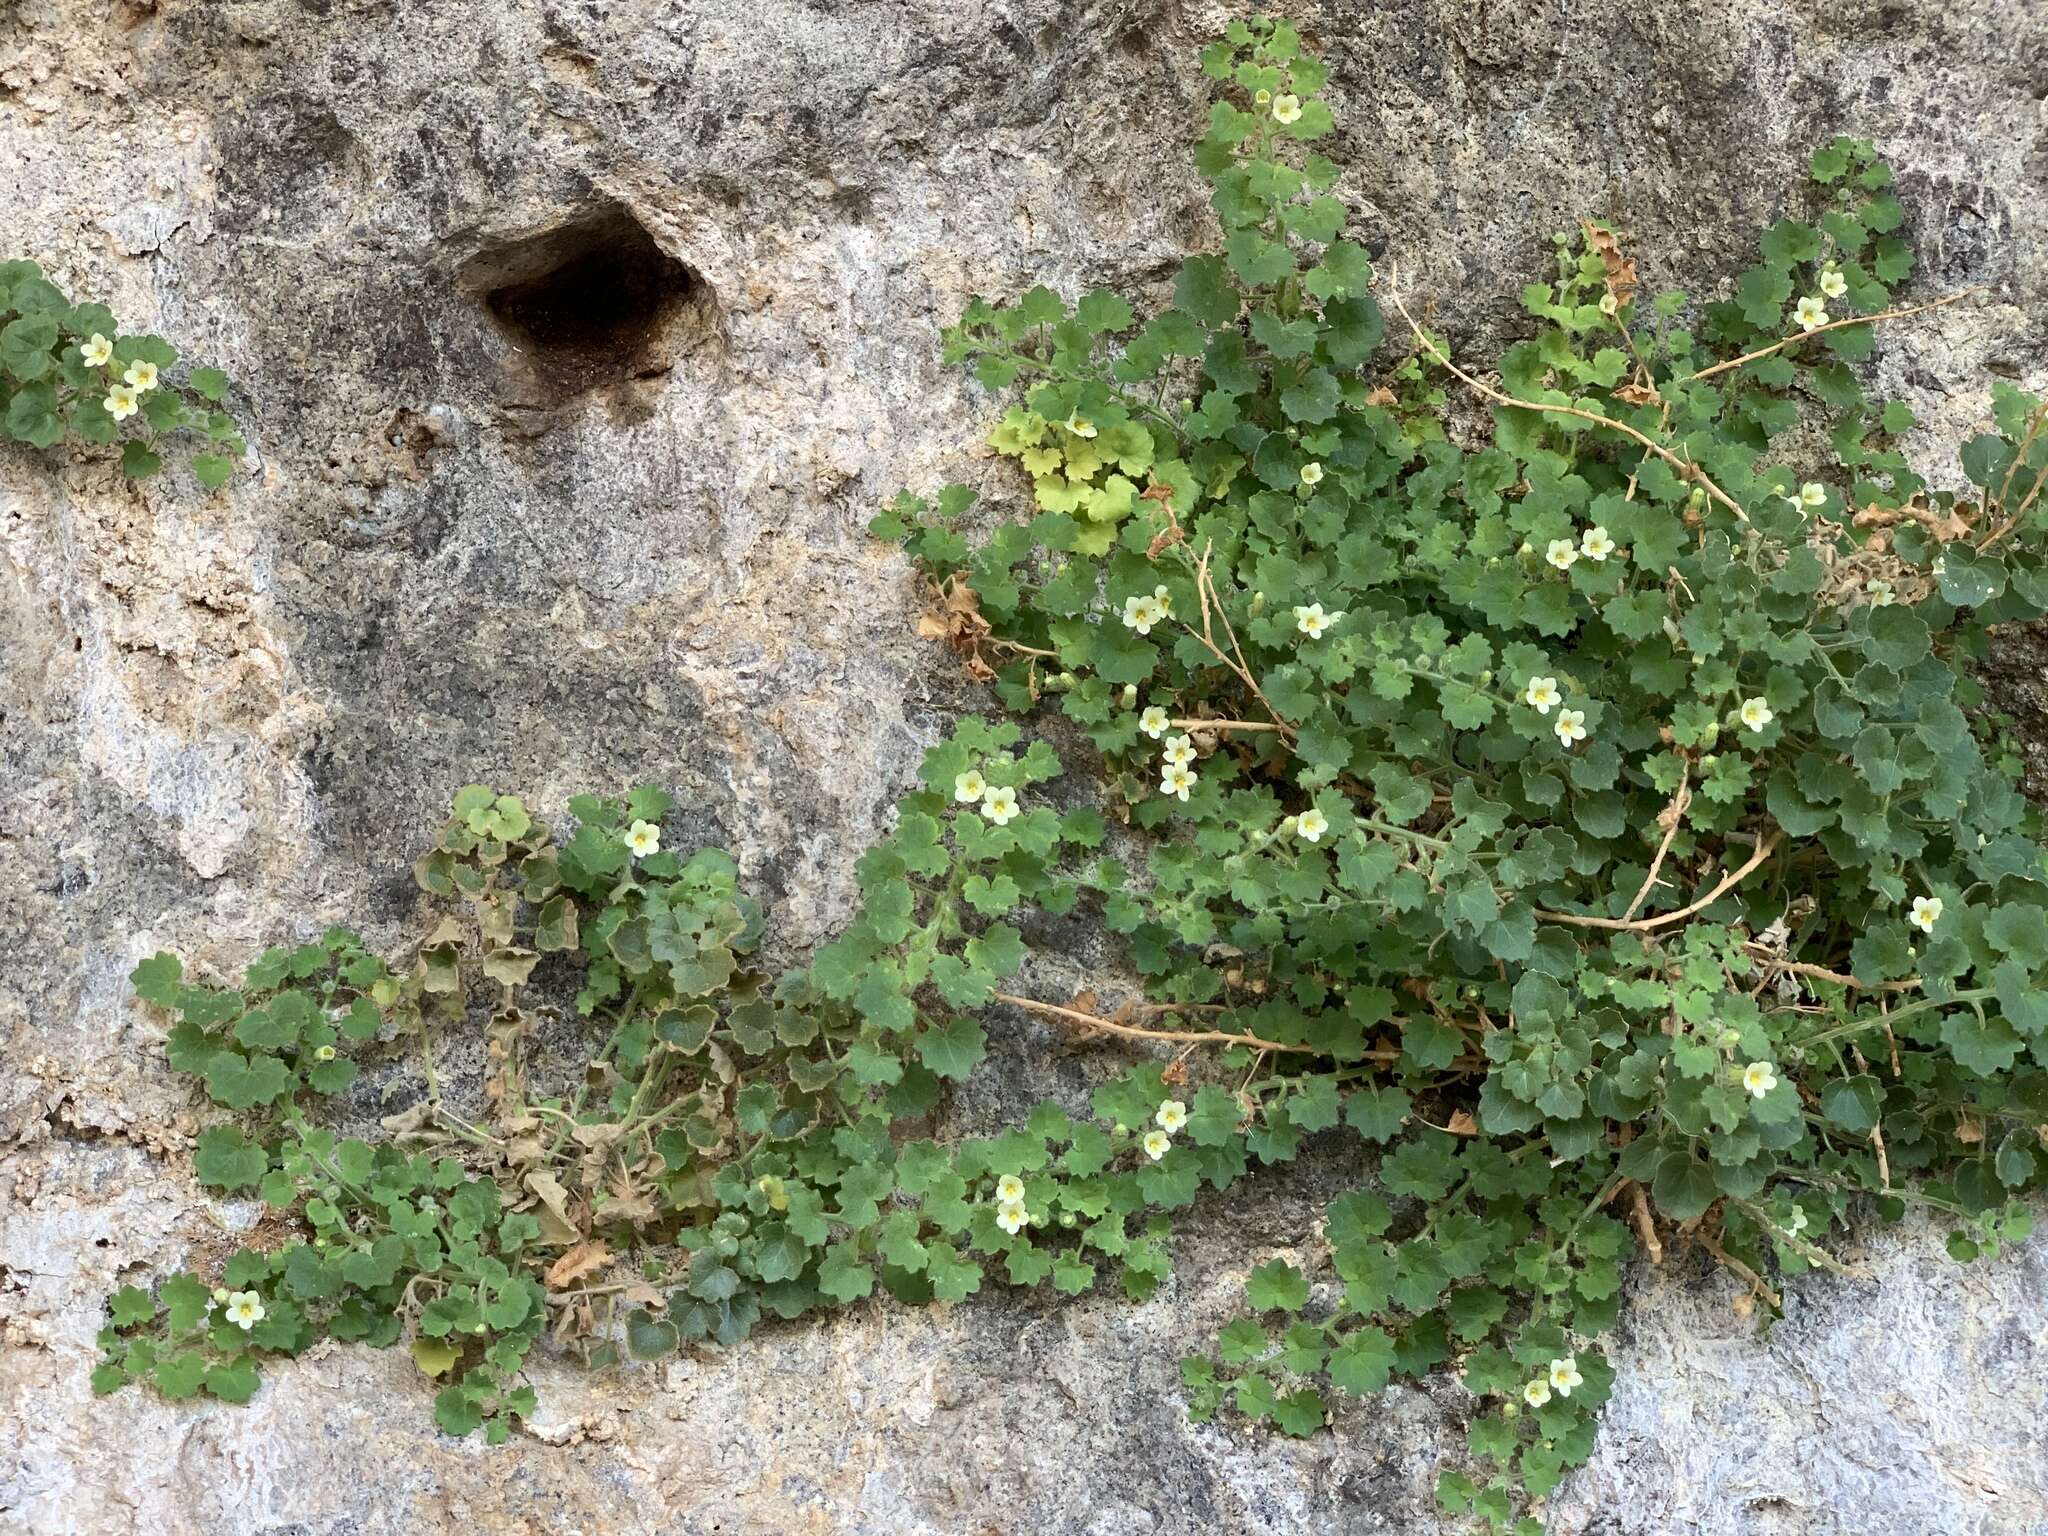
(1908, 894, 1943, 934)
(1294, 602, 1341, 639)
(1122, 593, 1163, 635)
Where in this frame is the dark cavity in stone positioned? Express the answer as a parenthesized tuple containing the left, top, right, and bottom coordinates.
(461, 205, 701, 399)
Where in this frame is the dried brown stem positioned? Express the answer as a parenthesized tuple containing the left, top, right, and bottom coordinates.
(1177, 536, 1297, 744)
(1172, 717, 1289, 734)
(1740, 945, 1924, 994)
(1619, 766, 1692, 923)
(1626, 1179, 1665, 1264)
(1976, 401, 2048, 555)
(994, 991, 1310, 1053)
(1697, 1225, 1782, 1310)
(1384, 270, 1751, 525)
(1678, 286, 1986, 387)
(1536, 831, 1781, 932)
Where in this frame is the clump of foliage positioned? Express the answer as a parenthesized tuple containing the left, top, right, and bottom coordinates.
(102, 759, 1177, 1439)
(877, 14, 2048, 1528)
(0, 258, 244, 484)
(98, 16, 2048, 1532)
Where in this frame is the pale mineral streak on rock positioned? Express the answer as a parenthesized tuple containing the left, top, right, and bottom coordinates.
(2, 0, 2045, 1529)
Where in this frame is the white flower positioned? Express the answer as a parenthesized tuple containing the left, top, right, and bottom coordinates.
(1580, 526, 1616, 562)
(1159, 764, 1197, 802)
(123, 358, 160, 392)
(1866, 580, 1894, 607)
(623, 819, 661, 857)
(1908, 894, 1943, 934)
(1141, 1129, 1172, 1160)
(81, 333, 113, 367)
(224, 1290, 266, 1330)
(1152, 584, 1175, 618)
(104, 384, 139, 420)
(1548, 1357, 1583, 1396)
(995, 1174, 1026, 1205)
(995, 1202, 1028, 1235)
(1524, 676, 1561, 715)
(1787, 1206, 1809, 1235)
(1553, 708, 1588, 747)
(1139, 706, 1171, 739)
(1122, 593, 1163, 635)
(1156, 1100, 1188, 1133)
(1545, 538, 1580, 571)
(1294, 602, 1340, 639)
(1798, 482, 1828, 508)
(954, 768, 987, 803)
(1297, 808, 1329, 843)
(1523, 1378, 1552, 1408)
(1299, 461, 1324, 487)
(1064, 413, 1097, 438)
(1738, 697, 1774, 733)
(980, 784, 1021, 825)
(314, 1044, 337, 1062)
(1819, 268, 1848, 299)
(1162, 733, 1196, 768)
(1271, 94, 1302, 125)
(1742, 1061, 1778, 1098)
(1795, 295, 1829, 331)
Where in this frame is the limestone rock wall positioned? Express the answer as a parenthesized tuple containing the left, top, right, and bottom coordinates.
(2, 0, 2044, 1531)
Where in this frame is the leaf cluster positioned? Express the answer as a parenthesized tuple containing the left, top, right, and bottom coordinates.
(0, 258, 244, 484)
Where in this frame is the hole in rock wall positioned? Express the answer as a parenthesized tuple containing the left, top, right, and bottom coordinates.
(459, 205, 706, 401)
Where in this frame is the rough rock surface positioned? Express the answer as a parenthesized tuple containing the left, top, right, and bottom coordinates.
(1, 0, 2044, 1531)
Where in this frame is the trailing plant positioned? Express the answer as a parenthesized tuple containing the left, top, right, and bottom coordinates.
(875, 14, 2048, 1528)
(96, 16, 2048, 1533)
(0, 258, 244, 484)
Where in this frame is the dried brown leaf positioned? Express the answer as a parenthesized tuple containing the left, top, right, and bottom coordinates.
(544, 1240, 613, 1290)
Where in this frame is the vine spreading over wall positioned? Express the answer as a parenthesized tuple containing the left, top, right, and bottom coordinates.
(84, 17, 2047, 1532)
